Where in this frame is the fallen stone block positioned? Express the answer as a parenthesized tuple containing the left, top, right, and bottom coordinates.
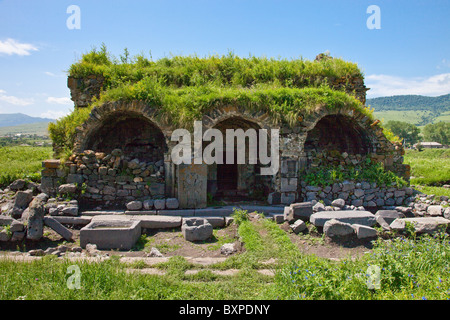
(44, 216, 73, 241)
(182, 218, 213, 242)
(390, 217, 450, 234)
(0, 229, 11, 241)
(14, 190, 33, 209)
(427, 205, 443, 217)
(290, 220, 307, 234)
(323, 219, 354, 237)
(352, 224, 377, 239)
(286, 202, 313, 221)
(271, 214, 284, 224)
(310, 210, 376, 227)
(375, 210, 401, 225)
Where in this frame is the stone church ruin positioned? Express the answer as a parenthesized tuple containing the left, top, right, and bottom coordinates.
(41, 52, 410, 211)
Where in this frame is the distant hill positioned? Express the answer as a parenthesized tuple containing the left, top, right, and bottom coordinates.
(367, 94, 450, 126)
(0, 113, 54, 128)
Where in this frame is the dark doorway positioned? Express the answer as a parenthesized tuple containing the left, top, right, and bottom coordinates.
(216, 150, 238, 194)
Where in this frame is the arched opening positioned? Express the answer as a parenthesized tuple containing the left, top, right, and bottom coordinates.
(206, 116, 266, 201)
(84, 112, 167, 163)
(304, 114, 372, 155)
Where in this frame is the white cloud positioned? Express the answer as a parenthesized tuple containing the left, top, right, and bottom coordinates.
(46, 97, 72, 105)
(366, 73, 450, 98)
(40, 110, 70, 120)
(0, 89, 34, 106)
(0, 38, 38, 56)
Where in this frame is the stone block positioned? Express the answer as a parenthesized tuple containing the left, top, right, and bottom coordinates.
(390, 217, 450, 234)
(267, 192, 281, 205)
(44, 216, 73, 241)
(323, 219, 354, 237)
(331, 198, 346, 208)
(165, 198, 179, 209)
(427, 205, 443, 216)
(290, 219, 306, 234)
(58, 183, 77, 194)
(81, 219, 141, 250)
(177, 164, 207, 209)
(182, 218, 213, 242)
(310, 210, 376, 227)
(14, 190, 33, 209)
(154, 199, 166, 210)
(281, 177, 298, 192)
(126, 201, 143, 211)
(352, 224, 377, 239)
(281, 192, 296, 205)
(288, 202, 313, 221)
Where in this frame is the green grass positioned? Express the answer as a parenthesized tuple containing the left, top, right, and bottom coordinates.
(374, 110, 433, 126)
(404, 149, 450, 186)
(0, 122, 52, 136)
(49, 47, 378, 157)
(0, 146, 53, 187)
(69, 47, 363, 90)
(276, 233, 450, 300)
(3, 222, 450, 300)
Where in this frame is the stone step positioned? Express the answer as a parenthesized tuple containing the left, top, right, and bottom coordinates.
(310, 210, 377, 227)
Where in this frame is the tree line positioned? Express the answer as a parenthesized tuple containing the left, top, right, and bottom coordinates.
(384, 121, 450, 147)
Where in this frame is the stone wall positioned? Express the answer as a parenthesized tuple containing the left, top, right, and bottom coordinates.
(299, 181, 415, 208)
(41, 149, 166, 209)
(67, 75, 104, 108)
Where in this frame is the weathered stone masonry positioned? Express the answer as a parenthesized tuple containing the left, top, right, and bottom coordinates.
(42, 74, 411, 210)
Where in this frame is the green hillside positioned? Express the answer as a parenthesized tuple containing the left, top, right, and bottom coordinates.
(0, 122, 52, 136)
(368, 94, 450, 126)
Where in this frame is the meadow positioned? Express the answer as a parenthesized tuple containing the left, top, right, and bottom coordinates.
(0, 146, 53, 187)
(404, 148, 450, 188)
(1, 211, 450, 300)
(1, 144, 450, 300)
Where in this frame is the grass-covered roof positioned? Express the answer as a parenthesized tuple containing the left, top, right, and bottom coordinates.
(50, 46, 381, 157)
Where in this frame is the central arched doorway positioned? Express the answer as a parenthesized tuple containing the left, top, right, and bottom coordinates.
(206, 116, 265, 201)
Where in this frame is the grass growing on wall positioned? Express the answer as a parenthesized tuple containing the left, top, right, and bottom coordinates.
(49, 46, 384, 157)
(68, 46, 364, 90)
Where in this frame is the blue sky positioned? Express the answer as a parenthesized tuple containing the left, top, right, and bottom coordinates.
(0, 0, 449, 119)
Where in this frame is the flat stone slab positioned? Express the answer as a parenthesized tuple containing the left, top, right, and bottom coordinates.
(390, 217, 450, 234)
(81, 210, 125, 216)
(43, 216, 73, 241)
(125, 210, 157, 215)
(135, 216, 182, 229)
(238, 205, 285, 214)
(200, 216, 225, 228)
(193, 207, 235, 217)
(52, 216, 92, 226)
(310, 210, 376, 227)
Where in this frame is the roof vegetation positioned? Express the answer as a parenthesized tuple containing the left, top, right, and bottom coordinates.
(50, 45, 378, 156)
